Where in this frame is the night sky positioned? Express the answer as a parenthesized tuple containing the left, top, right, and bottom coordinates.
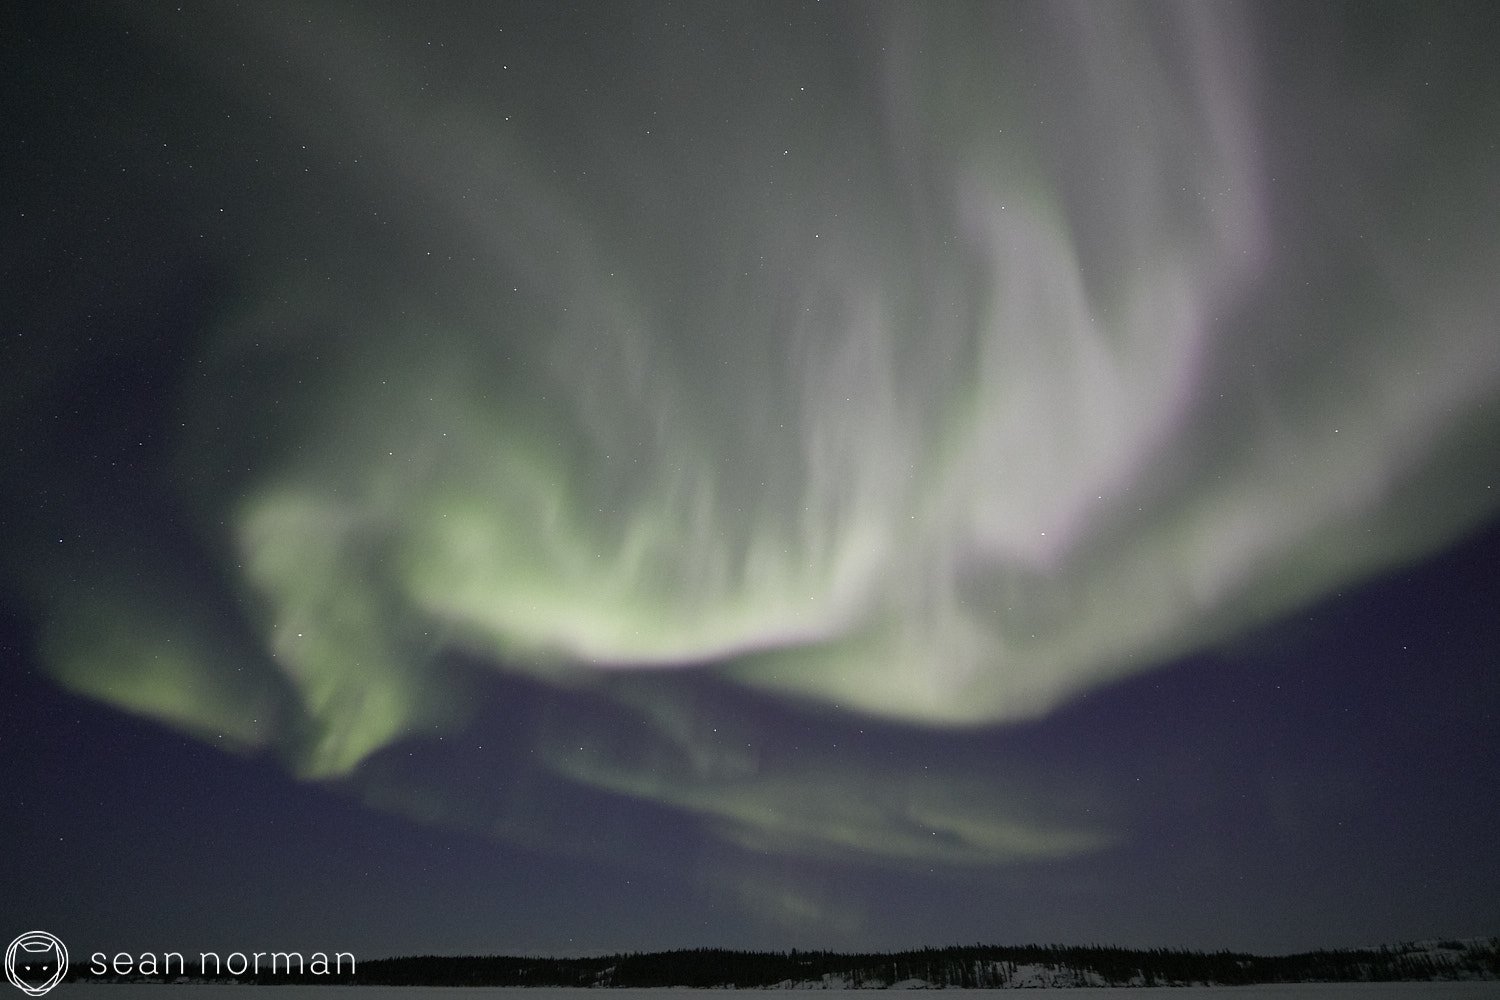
(4, 0, 1499, 962)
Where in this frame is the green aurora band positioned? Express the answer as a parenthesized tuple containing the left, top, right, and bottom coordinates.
(11, 2, 1500, 875)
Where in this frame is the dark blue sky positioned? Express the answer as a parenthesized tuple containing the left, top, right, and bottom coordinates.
(4, 0, 1499, 960)
(6, 522, 1499, 956)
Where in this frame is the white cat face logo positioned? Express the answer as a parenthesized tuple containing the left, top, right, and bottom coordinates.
(5, 932, 68, 996)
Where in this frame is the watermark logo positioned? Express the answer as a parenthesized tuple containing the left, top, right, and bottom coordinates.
(6, 932, 68, 997)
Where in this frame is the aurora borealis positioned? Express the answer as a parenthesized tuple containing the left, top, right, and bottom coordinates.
(4, 0, 1499, 959)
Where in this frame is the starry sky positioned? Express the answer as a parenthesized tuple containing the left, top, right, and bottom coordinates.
(4, 0, 1499, 961)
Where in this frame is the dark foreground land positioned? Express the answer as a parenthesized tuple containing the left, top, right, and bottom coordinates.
(71, 937, 1500, 988)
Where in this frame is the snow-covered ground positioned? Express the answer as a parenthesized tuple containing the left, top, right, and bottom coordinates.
(52, 985, 1500, 999)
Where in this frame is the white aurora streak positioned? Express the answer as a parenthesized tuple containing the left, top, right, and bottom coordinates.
(24, 2, 1500, 867)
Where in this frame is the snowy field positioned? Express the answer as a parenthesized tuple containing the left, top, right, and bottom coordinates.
(51, 985, 1500, 999)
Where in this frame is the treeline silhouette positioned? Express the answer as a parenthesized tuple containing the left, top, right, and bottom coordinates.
(75, 938, 1498, 987)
